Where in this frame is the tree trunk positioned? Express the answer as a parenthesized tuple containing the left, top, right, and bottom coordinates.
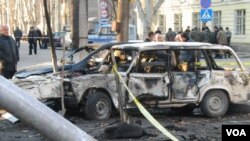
(71, 0, 79, 49)
(117, 0, 129, 42)
(135, 0, 164, 38)
(79, 0, 88, 49)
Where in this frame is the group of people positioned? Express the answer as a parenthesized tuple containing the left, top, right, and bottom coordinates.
(14, 26, 49, 55)
(27, 26, 49, 55)
(144, 26, 232, 47)
(0, 24, 50, 79)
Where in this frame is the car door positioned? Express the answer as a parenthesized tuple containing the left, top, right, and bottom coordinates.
(206, 49, 250, 103)
(127, 50, 170, 103)
(170, 49, 209, 102)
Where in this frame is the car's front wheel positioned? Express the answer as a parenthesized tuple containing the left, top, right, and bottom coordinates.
(85, 91, 112, 120)
(200, 90, 229, 118)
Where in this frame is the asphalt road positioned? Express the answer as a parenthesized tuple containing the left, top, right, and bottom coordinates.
(17, 41, 67, 70)
(17, 41, 250, 70)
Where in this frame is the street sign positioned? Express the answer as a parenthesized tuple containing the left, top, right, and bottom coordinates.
(200, 0, 211, 8)
(200, 8, 213, 22)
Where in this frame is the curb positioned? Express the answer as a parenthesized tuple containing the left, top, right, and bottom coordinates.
(231, 43, 250, 52)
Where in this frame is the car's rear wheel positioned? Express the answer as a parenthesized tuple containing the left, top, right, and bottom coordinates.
(200, 90, 229, 118)
(85, 91, 112, 120)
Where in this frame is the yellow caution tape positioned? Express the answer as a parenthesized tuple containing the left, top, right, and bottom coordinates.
(191, 61, 250, 66)
(112, 66, 179, 141)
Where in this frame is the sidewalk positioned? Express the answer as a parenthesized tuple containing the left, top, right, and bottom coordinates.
(17, 41, 65, 70)
(231, 43, 250, 52)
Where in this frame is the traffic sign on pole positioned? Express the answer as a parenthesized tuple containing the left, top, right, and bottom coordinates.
(200, 8, 213, 22)
(200, 0, 211, 8)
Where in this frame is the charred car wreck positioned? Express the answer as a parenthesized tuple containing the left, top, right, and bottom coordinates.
(12, 42, 250, 120)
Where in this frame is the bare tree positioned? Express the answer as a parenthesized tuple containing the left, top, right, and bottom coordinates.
(135, 0, 164, 38)
(71, 0, 79, 49)
(0, 0, 72, 34)
(79, 0, 88, 48)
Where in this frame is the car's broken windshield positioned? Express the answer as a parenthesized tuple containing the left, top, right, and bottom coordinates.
(61, 45, 109, 65)
(206, 49, 241, 71)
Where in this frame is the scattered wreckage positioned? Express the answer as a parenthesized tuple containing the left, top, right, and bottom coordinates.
(12, 42, 250, 120)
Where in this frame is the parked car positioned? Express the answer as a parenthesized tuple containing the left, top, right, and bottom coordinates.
(52, 31, 72, 49)
(88, 24, 137, 43)
(12, 42, 250, 120)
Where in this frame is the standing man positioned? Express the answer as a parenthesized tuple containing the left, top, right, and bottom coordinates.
(14, 26, 23, 49)
(212, 26, 219, 44)
(165, 28, 176, 41)
(28, 26, 38, 55)
(217, 27, 228, 58)
(144, 31, 154, 42)
(154, 33, 164, 42)
(155, 27, 162, 34)
(225, 27, 232, 46)
(0, 25, 19, 79)
(217, 27, 227, 45)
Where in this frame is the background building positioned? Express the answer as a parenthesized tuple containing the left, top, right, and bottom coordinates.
(137, 0, 250, 45)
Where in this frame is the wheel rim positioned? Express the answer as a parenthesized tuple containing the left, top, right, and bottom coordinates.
(208, 96, 223, 112)
(95, 98, 109, 118)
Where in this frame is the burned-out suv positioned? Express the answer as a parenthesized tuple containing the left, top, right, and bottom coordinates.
(13, 42, 250, 120)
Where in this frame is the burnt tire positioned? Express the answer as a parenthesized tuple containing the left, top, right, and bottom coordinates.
(85, 91, 112, 120)
(200, 90, 229, 118)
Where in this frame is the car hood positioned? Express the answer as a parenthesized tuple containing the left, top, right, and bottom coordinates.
(14, 62, 72, 78)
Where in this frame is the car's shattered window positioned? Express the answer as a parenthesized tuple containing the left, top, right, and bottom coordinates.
(86, 49, 110, 70)
(134, 50, 169, 73)
(206, 49, 241, 71)
(113, 49, 137, 72)
(172, 49, 208, 71)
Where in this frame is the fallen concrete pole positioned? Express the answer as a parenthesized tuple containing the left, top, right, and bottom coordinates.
(0, 76, 96, 141)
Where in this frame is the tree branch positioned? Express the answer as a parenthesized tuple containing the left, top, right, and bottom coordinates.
(153, 0, 164, 16)
(135, 0, 145, 20)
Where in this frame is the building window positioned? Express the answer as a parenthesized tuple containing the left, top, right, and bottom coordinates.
(158, 15, 166, 33)
(235, 9, 245, 35)
(174, 14, 182, 33)
(192, 12, 201, 29)
(213, 11, 221, 27)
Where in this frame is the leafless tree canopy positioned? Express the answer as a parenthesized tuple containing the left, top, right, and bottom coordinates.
(0, 0, 71, 34)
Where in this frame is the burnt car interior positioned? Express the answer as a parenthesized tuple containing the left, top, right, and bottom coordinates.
(131, 48, 208, 73)
(114, 49, 134, 72)
(133, 50, 170, 73)
(171, 49, 208, 72)
(97, 48, 137, 73)
(206, 49, 240, 71)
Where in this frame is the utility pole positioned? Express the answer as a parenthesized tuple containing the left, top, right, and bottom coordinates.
(117, 0, 129, 42)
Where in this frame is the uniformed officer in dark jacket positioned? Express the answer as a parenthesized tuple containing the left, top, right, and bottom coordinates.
(0, 25, 19, 79)
(28, 26, 38, 55)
